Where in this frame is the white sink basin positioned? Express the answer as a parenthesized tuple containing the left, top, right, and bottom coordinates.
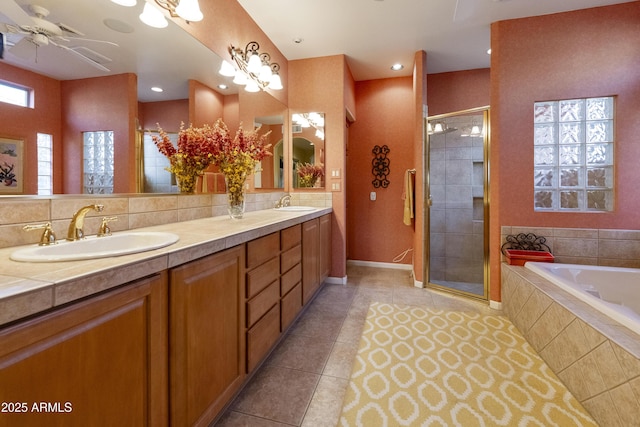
(10, 231, 179, 262)
(274, 206, 317, 212)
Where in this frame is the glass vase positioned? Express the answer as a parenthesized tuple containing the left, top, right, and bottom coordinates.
(175, 170, 198, 194)
(224, 172, 247, 219)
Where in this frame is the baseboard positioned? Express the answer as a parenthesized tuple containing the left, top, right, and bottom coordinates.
(347, 259, 413, 271)
(325, 276, 347, 285)
(489, 300, 503, 310)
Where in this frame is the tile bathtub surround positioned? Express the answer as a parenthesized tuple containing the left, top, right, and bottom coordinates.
(501, 225, 640, 268)
(215, 264, 498, 427)
(502, 264, 640, 427)
(0, 192, 333, 249)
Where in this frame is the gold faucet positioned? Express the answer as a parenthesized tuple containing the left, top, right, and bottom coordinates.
(275, 194, 291, 208)
(67, 204, 104, 241)
(23, 222, 57, 246)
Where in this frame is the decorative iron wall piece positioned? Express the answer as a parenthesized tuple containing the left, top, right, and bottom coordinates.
(500, 233, 552, 255)
(372, 145, 390, 188)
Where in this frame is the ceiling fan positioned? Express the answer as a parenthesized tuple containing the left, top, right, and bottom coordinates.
(0, 1, 118, 72)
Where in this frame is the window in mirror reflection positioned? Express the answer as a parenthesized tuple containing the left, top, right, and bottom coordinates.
(83, 131, 114, 194)
(292, 112, 325, 189)
(37, 133, 52, 195)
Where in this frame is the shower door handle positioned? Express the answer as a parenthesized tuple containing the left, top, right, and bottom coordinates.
(427, 196, 433, 207)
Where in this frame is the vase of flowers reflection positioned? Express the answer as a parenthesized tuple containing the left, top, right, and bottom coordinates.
(210, 119, 272, 219)
(296, 162, 324, 188)
(151, 123, 217, 194)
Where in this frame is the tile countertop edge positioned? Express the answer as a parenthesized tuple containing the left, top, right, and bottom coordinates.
(0, 207, 332, 326)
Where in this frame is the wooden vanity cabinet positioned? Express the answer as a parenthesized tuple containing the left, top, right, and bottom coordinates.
(245, 233, 281, 372)
(319, 214, 332, 282)
(280, 224, 302, 331)
(169, 246, 245, 427)
(0, 273, 168, 427)
(302, 214, 332, 305)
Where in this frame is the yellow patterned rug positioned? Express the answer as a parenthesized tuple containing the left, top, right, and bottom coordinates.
(339, 302, 598, 427)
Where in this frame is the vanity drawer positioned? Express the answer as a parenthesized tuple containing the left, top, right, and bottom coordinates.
(247, 304, 280, 372)
(246, 280, 279, 328)
(281, 283, 302, 332)
(281, 263, 301, 296)
(246, 257, 279, 298)
(281, 245, 301, 273)
(246, 233, 279, 269)
(281, 224, 301, 250)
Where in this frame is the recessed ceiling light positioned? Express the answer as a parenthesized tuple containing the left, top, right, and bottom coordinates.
(103, 18, 134, 33)
(218, 84, 228, 90)
(151, 87, 163, 93)
(391, 63, 404, 71)
(293, 37, 303, 44)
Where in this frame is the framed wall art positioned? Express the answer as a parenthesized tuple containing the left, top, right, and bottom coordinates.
(0, 137, 24, 194)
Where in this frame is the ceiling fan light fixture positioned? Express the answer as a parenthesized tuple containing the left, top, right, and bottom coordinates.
(140, 2, 168, 28)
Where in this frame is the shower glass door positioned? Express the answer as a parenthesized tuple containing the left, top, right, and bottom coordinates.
(425, 107, 489, 300)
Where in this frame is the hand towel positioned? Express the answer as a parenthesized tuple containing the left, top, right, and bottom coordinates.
(402, 169, 414, 225)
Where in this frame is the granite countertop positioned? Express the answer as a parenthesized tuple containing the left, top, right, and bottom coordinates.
(0, 207, 331, 326)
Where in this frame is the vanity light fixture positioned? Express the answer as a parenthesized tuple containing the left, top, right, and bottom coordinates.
(219, 42, 283, 92)
(137, 0, 203, 28)
(292, 112, 324, 140)
(110, 0, 137, 6)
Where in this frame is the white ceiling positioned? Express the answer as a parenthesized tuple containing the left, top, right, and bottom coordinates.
(0, 0, 634, 102)
(238, 0, 636, 80)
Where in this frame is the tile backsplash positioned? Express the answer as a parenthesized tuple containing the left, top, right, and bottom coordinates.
(501, 225, 640, 268)
(0, 192, 333, 249)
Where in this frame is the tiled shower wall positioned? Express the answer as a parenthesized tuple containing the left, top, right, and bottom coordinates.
(502, 264, 640, 426)
(429, 115, 485, 284)
(501, 225, 640, 268)
(0, 192, 332, 249)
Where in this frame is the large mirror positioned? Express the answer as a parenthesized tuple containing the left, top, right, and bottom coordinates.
(0, 0, 286, 195)
(291, 112, 325, 189)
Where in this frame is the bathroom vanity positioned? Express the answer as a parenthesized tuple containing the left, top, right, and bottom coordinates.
(0, 208, 332, 427)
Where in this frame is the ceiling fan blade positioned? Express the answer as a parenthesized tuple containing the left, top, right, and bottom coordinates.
(50, 40, 110, 72)
(7, 36, 36, 60)
(0, 0, 34, 26)
(453, 0, 480, 22)
(58, 36, 119, 47)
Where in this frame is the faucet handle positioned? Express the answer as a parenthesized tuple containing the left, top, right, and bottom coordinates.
(98, 216, 118, 237)
(23, 222, 57, 246)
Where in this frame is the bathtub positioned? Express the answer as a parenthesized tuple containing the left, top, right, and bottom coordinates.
(525, 262, 640, 335)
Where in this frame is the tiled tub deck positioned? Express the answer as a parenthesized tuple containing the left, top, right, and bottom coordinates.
(502, 264, 640, 426)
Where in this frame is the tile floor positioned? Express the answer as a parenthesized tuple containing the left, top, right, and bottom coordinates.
(214, 264, 496, 427)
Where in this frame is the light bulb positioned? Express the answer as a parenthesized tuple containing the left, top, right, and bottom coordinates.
(258, 64, 272, 83)
(244, 80, 260, 92)
(267, 73, 283, 90)
(175, 0, 203, 22)
(219, 60, 236, 77)
(139, 2, 167, 28)
(434, 123, 444, 133)
(232, 71, 247, 85)
(247, 52, 262, 74)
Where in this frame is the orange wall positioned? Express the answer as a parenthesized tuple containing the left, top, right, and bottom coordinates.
(490, 2, 640, 301)
(61, 73, 138, 193)
(289, 55, 350, 279)
(427, 69, 490, 116)
(140, 99, 189, 131)
(348, 77, 415, 264)
(0, 62, 62, 194)
(189, 80, 224, 127)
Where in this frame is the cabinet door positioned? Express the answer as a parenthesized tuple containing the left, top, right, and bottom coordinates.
(0, 273, 168, 427)
(320, 214, 332, 282)
(170, 246, 245, 427)
(302, 218, 320, 305)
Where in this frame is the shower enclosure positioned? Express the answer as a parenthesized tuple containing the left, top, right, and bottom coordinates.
(424, 107, 489, 300)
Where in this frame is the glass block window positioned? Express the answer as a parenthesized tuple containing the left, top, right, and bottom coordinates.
(83, 131, 114, 194)
(37, 133, 52, 195)
(533, 97, 614, 211)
